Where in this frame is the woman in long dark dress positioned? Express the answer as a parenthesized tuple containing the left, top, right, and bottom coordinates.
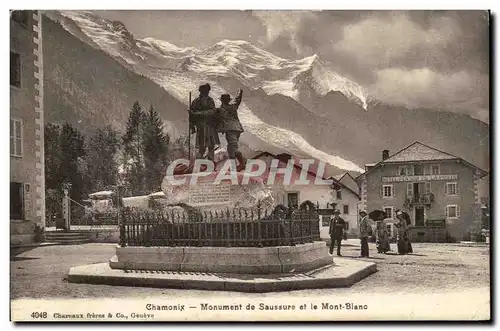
(375, 216, 391, 253)
(395, 210, 413, 254)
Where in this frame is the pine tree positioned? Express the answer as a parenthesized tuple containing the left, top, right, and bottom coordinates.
(86, 125, 120, 192)
(142, 104, 170, 193)
(44, 123, 87, 202)
(122, 101, 146, 195)
(59, 123, 87, 200)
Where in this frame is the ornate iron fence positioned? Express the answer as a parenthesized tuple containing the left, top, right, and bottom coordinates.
(119, 205, 320, 247)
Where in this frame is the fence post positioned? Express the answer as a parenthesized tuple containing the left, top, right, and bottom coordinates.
(310, 211, 315, 242)
(119, 208, 126, 247)
(257, 200, 263, 247)
(289, 207, 295, 246)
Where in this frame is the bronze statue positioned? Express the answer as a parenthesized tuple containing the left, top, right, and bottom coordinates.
(189, 83, 220, 161)
(217, 89, 245, 169)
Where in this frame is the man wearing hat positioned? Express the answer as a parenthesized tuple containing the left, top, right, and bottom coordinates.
(329, 209, 346, 256)
(358, 210, 371, 257)
(217, 89, 245, 170)
(190, 83, 220, 161)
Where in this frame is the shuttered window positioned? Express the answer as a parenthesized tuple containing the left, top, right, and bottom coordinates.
(10, 118, 22, 157)
(444, 182, 458, 196)
(10, 52, 21, 88)
(446, 205, 460, 219)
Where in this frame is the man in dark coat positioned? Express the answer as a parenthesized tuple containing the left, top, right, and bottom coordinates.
(190, 83, 220, 160)
(217, 89, 245, 170)
(358, 210, 371, 258)
(329, 209, 346, 256)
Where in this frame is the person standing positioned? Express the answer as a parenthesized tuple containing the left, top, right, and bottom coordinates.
(395, 210, 413, 255)
(217, 89, 245, 170)
(329, 209, 346, 256)
(358, 210, 371, 258)
(375, 215, 391, 254)
(190, 83, 220, 161)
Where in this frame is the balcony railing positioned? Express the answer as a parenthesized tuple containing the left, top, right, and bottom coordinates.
(405, 193, 435, 207)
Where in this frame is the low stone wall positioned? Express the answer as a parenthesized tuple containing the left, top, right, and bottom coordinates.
(80, 230, 120, 243)
(109, 242, 332, 274)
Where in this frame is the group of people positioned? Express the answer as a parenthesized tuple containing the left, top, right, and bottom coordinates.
(189, 83, 245, 168)
(329, 209, 414, 257)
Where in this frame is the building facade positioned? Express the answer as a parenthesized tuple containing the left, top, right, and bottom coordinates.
(250, 152, 360, 241)
(357, 142, 488, 242)
(10, 10, 45, 245)
(327, 173, 360, 238)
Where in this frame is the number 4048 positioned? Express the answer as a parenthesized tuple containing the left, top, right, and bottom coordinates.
(31, 312, 47, 318)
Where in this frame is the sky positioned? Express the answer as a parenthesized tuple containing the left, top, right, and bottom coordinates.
(94, 10, 490, 122)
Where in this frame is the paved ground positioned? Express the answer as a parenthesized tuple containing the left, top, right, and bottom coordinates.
(10, 240, 490, 300)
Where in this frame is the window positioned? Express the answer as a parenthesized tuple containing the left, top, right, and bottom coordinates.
(446, 205, 460, 219)
(431, 164, 440, 175)
(406, 183, 413, 197)
(10, 182, 24, 220)
(425, 182, 432, 194)
(386, 224, 393, 237)
(10, 118, 22, 157)
(445, 182, 458, 196)
(397, 165, 413, 176)
(383, 206, 394, 219)
(345, 222, 350, 231)
(343, 204, 349, 215)
(11, 10, 30, 27)
(381, 185, 393, 198)
(336, 190, 342, 200)
(10, 52, 21, 88)
(287, 192, 299, 209)
(413, 164, 423, 175)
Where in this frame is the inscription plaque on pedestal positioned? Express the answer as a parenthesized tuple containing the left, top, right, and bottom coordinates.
(188, 183, 231, 206)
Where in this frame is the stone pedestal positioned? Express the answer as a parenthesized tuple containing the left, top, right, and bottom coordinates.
(109, 242, 332, 274)
(161, 170, 275, 212)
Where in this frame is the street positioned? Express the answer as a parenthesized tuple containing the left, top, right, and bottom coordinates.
(10, 240, 490, 300)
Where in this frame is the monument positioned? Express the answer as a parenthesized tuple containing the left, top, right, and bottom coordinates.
(68, 157, 377, 292)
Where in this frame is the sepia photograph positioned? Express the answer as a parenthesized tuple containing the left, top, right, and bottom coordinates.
(8, 7, 491, 322)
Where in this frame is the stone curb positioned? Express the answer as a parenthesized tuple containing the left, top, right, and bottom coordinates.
(68, 260, 377, 293)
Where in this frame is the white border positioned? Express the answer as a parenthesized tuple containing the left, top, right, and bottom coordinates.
(2, 2, 497, 329)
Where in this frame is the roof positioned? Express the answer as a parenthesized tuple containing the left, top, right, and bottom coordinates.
(332, 174, 343, 181)
(251, 151, 342, 189)
(382, 142, 457, 163)
(328, 173, 360, 198)
(357, 141, 488, 180)
(89, 190, 114, 199)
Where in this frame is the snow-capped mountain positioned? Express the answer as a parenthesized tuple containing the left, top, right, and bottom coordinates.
(48, 10, 367, 173)
(52, 11, 369, 110)
(43, 10, 489, 176)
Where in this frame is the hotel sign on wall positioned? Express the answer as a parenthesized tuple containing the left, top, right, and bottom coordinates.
(382, 174, 458, 183)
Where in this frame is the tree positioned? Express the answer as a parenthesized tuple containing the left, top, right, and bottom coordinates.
(44, 123, 62, 190)
(122, 101, 146, 195)
(168, 135, 190, 161)
(86, 125, 120, 191)
(59, 123, 87, 200)
(142, 104, 170, 192)
(44, 123, 88, 220)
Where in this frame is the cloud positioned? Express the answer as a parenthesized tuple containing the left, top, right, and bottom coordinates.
(333, 12, 460, 67)
(369, 67, 488, 117)
(253, 11, 317, 55)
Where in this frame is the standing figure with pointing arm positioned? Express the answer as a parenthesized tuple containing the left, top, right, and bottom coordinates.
(217, 89, 246, 170)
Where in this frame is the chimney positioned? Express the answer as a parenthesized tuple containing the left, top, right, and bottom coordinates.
(382, 150, 390, 161)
